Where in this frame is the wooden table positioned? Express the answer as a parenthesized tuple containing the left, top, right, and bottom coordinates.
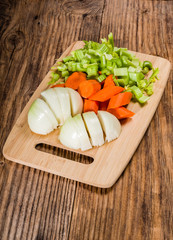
(0, 0, 172, 239)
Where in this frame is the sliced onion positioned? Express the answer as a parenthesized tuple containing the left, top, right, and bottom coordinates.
(66, 88, 83, 116)
(28, 98, 58, 135)
(54, 88, 71, 123)
(59, 117, 80, 149)
(83, 111, 104, 147)
(97, 110, 121, 142)
(41, 88, 64, 125)
(73, 114, 92, 151)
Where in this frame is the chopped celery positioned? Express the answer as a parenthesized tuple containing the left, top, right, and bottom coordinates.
(114, 68, 128, 76)
(129, 72, 144, 82)
(48, 33, 158, 105)
(97, 74, 106, 82)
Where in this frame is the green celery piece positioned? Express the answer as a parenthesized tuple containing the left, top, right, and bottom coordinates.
(61, 70, 69, 77)
(108, 32, 114, 48)
(75, 50, 84, 61)
(129, 72, 144, 82)
(67, 61, 74, 71)
(117, 78, 129, 86)
(132, 58, 140, 67)
(76, 63, 86, 72)
(71, 62, 77, 72)
(48, 73, 60, 85)
(86, 64, 98, 77)
(130, 86, 143, 99)
(114, 67, 128, 76)
(81, 58, 90, 65)
(120, 49, 133, 60)
(98, 44, 109, 54)
(137, 79, 148, 89)
(101, 69, 111, 75)
(135, 66, 143, 73)
(115, 58, 123, 68)
(106, 60, 113, 70)
(97, 74, 106, 82)
(63, 55, 74, 63)
(128, 66, 136, 72)
(104, 53, 113, 60)
(113, 76, 119, 86)
(57, 64, 67, 71)
(100, 55, 106, 68)
(138, 95, 150, 104)
(145, 83, 154, 95)
(149, 68, 159, 80)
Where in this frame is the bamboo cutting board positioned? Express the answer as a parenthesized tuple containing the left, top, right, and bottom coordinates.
(3, 41, 171, 188)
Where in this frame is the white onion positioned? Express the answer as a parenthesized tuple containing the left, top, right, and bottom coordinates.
(97, 111, 121, 142)
(28, 98, 58, 135)
(66, 88, 83, 116)
(59, 117, 80, 149)
(59, 114, 92, 151)
(54, 88, 71, 123)
(41, 88, 64, 125)
(83, 111, 104, 147)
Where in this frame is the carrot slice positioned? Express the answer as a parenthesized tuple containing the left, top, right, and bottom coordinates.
(99, 100, 109, 111)
(107, 92, 133, 109)
(108, 107, 135, 119)
(51, 83, 65, 88)
(89, 86, 124, 102)
(65, 72, 87, 90)
(104, 74, 115, 88)
(83, 99, 99, 114)
(78, 80, 101, 98)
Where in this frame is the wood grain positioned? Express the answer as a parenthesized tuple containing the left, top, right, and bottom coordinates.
(0, 0, 172, 239)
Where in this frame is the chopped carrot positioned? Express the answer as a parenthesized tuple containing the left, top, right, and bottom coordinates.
(108, 107, 135, 119)
(107, 92, 133, 109)
(83, 99, 99, 114)
(104, 75, 115, 88)
(89, 86, 124, 102)
(65, 72, 87, 90)
(51, 83, 65, 88)
(98, 71, 102, 74)
(78, 80, 101, 98)
(99, 100, 109, 111)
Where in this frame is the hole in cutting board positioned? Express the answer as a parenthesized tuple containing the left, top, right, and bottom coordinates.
(35, 143, 94, 164)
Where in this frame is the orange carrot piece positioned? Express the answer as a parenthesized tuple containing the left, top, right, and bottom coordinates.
(104, 74, 115, 88)
(107, 92, 133, 109)
(65, 72, 87, 90)
(89, 86, 124, 102)
(99, 100, 109, 111)
(108, 107, 135, 119)
(83, 99, 99, 114)
(51, 83, 65, 88)
(98, 71, 102, 74)
(78, 80, 101, 98)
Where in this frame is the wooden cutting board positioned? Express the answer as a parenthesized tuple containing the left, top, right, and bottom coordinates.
(3, 41, 171, 188)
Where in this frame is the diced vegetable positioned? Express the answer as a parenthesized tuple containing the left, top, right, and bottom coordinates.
(99, 100, 109, 111)
(89, 86, 124, 102)
(107, 92, 133, 109)
(103, 74, 115, 88)
(108, 107, 135, 119)
(65, 72, 87, 90)
(83, 99, 99, 114)
(78, 80, 101, 98)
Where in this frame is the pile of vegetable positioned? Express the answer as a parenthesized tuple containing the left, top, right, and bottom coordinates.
(49, 33, 159, 109)
(28, 33, 159, 151)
